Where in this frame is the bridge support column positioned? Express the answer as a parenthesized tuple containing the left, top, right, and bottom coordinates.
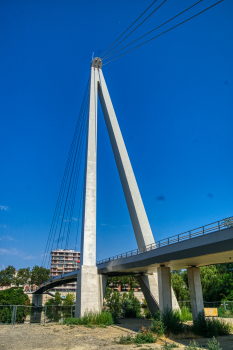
(187, 267, 204, 320)
(158, 266, 172, 311)
(137, 274, 160, 316)
(75, 266, 100, 317)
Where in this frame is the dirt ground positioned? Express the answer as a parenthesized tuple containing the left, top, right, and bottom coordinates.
(1, 318, 233, 350)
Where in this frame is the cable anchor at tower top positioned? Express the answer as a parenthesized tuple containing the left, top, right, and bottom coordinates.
(91, 57, 102, 69)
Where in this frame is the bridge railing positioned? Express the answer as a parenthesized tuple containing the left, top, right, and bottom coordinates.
(96, 216, 233, 265)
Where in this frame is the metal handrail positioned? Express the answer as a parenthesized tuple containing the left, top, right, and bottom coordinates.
(96, 215, 233, 265)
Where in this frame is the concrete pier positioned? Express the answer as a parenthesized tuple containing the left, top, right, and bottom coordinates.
(158, 266, 172, 311)
(187, 267, 204, 320)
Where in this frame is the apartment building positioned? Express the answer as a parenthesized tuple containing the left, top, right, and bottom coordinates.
(50, 249, 80, 293)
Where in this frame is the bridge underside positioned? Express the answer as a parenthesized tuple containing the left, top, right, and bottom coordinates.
(35, 227, 233, 294)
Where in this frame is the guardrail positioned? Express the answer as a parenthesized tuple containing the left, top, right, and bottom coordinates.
(96, 216, 233, 265)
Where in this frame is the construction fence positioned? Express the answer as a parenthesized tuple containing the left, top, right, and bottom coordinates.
(0, 305, 75, 326)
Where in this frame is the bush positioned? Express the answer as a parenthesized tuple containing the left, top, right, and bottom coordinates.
(63, 311, 114, 326)
(161, 307, 184, 335)
(122, 290, 141, 318)
(134, 327, 157, 344)
(180, 307, 193, 322)
(0, 287, 30, 323)
(150, 319, 166, 336)
(118, 327, 157, 345)
(118, 334, 133, 344)
(144, 309, 152, 319)
(184, 338, 222, 350)
(207, 337, 222, 350)
(184, 339, 200, 350)
(162, 341, 178, 349)
(192, 312, 232, 337)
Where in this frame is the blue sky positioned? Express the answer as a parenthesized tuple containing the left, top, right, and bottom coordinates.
(0, 0, 232, 270)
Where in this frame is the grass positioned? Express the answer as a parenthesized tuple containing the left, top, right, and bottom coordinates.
(161, 307, 184, 335)
(180, 307, 193, 322)
(62, 311, 114, 326)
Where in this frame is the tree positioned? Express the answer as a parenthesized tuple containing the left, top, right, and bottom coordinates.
(0, 287, 30, 323)
(171, 271, 190, 301)
(0, 265, 15, 286)
(30, 265, 50, 286)
(13, 267, 31, 287)
(63, 293, 75, 305)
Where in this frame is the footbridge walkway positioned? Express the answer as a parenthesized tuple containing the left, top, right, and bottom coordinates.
(35, 217, 233, 294)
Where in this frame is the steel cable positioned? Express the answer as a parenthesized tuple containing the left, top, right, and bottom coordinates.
(101, 0, 159, 58)
(102, 0, 167, 60)
(103, 0, 224, 66)
(42, 77, 90, 267)
(102, 0, 203, 61)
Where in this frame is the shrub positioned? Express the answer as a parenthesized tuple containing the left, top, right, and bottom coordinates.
(150, 319, 166, 336)
(207, 337, 222, 350)
(161, 307, 184, 335)
(118, 334, 133, 344)
(144, 309, 152, 319)
(184, 339, 200, 350)
(180, 307, 193, 322)
(134, 327, 157, 344)
(192, 312, 232, 337)
(63, 311, 114, 326)
(162, 341, 178, 349)
(122, 290, 141, 318)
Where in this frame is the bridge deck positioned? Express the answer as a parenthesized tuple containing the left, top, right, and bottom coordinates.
(35, 226, 233, 294)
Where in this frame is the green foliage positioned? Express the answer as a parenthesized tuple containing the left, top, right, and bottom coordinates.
(118, 334, 134, 344)
(122, 289, 141, 318)
(105, 287, 141, 320)
(192, 312, 232, 337)
(107, 275, 139, 290)
(171, 270, 190, 301)
(134, 327, 157, 344)
(223, 218, 233, 228)
(30, 265, 50, 286)
(184, 338, 222, 350)
(161, 307, 184, 335)
(162, 341, 179, 349)
(13, 268, 31, 287)
(184, 340, 200, 350)
(63, 293, 75, 305)
(180, 306, 193, 321)
(141, 298, 147, 308)
(105, 287, 122, 319)
(0, 265, 15, 286)
(207, 337, 222, 350)
(144, 309, 152, 319)
(0, 287, 30, 323)
(118, 328, 157, 345)
(150, 319, 166, 336)
(63, 311, 114, 326)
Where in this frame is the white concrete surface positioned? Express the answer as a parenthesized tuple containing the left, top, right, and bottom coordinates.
(80, 67, 99, 267)
(187, 266, 204, 320)
(75, 265, 100, 317)
(158, 266, 172, 311)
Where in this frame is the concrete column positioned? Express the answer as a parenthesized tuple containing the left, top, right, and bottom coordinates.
(158, 266, 172, 311)
(137, 273, 160, 316)
(97, 69, 154, 249)
(76, 64, 100, 317)
(187, 267, 204, 320)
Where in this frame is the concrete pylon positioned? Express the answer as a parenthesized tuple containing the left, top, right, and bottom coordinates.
(75, 57, 179, 316)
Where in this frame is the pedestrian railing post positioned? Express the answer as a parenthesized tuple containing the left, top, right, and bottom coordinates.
(189, 231, 191, 239)
(224, 301, 226, 312)
(218, 221, 220, 230)
(44, 305, 47, 324)
(203, 226, 205, 235)
(11, 305, 15, 326)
